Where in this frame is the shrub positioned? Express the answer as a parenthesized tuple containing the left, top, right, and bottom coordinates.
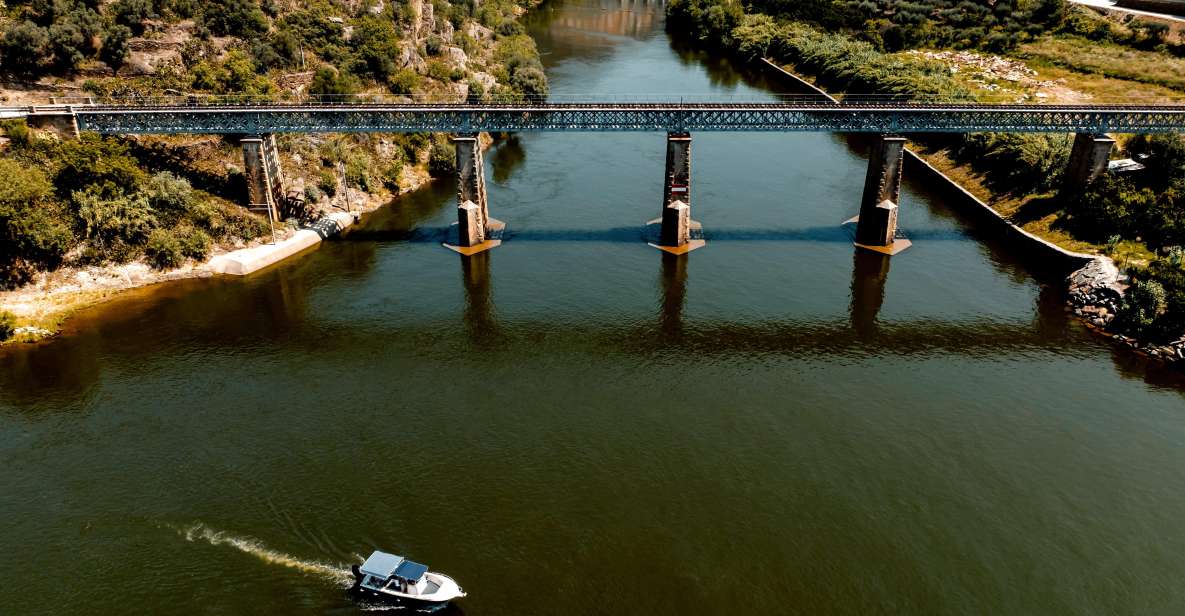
(381, 160, 404, 190)
(318, 169, 338, 196)
(1, 21, 50, 77)
(113, 0, 157, 35)
(0, 160, 73, 279)
(957, 133, 1071, 194)
(179, 228, 212, 260)
(1115, 278, 1167, 338)
(308, 66, 359, 100)
(351, 16, 402, 83)
(0, 311, 15, 341)
(426, 35, 444, 56)
(101, 25, 133, 72)
(510, 66, 549, 100)
(389, 69, 420, 95)
(426, 60, 460, 82)
(1, 119, 31, 146)
(146, 172, 195, 215)
(428, 140, 456, 177)
(304, 184, 322, 203)
(145, 229, 185, 269)
(201, 0, 269, 38)
(345, 152, 374, 192)
(74, 187, 157, 251)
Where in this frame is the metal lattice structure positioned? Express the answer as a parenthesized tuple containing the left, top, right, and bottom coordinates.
(66, 102, 1185, 134)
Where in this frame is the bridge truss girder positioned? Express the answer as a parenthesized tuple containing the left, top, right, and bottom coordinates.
(73, 104, 1185, 135)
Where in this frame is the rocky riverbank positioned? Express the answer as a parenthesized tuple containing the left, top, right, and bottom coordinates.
(1067, 258, 1185, 363)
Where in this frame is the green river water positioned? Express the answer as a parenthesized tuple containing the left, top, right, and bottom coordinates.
(4, 1, 1185, 613)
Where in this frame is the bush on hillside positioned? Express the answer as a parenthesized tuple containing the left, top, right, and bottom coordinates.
(201, 0, 269, 38)
(428, 141, 456, 177)
(179, 228, 213, 260)
(74, 187, 157, 252)
(0, 311, 16, 342)
(144, 228, 184, 269)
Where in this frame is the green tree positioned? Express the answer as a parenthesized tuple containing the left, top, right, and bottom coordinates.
(0, 160, 73, 282)
(308, 66, 359, 99)
(101, 26, 133, 73)
(1, 21, 50, 77)
(351, 16, 402, 83)
(113, 0, 157, 35)
(54, 135, 146, 199)
(201, 0, 269, 38)
(510, 66, 548, 100)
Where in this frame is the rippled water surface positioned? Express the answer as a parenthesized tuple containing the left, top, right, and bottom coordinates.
(5, 1, 1185, 613)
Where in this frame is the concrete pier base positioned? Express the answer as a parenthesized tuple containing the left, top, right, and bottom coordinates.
(646, 200, 704, 254)
(648, 132, 704, 253)
(444, 133, 504, 254)
(1063, 133, 1115, 191)
(853, 135, 909, 255)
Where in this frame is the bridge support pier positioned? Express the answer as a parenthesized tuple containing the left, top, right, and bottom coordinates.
(647, 131, 704, 254)
(445, 133, 504, 254)
(852, 135, 910, 255)
(241, 135, 285, 222)
(1063, 133, 1114, 192)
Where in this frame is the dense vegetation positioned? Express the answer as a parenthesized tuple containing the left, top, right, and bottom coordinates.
(0, 119, 267, 284)
(670, 0, 1185, 343)
(1, 0, 547, 102)
(0, 0, 545, 297)
(671, 0, 1176, 54)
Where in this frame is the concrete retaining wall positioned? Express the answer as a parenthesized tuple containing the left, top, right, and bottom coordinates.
(902, 151, 1097, 271)
(759, 59, 839, 103)
(207, 212, 357, 276)
(757, 57, 1097, 273)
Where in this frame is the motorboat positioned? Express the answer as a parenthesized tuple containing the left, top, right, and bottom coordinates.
(350, 550, 466, 608)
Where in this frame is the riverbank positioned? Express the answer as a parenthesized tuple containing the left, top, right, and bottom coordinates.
(0, 0, 542, 345)
(754, 57, 1185, 365)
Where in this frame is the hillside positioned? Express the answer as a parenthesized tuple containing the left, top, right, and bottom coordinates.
(0, 0, 546, 340)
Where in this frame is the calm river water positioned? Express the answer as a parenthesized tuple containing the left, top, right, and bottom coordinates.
(5, 1, 1185, 613)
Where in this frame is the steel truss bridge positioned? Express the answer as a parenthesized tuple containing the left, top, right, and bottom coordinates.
(50, 101, 1185, 135)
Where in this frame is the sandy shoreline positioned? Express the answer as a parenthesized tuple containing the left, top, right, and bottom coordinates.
(0, 163, 436, 345)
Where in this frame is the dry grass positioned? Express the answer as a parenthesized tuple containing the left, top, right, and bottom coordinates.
(906, 144, 1159, 260)
(1019, 36, 1185, 96)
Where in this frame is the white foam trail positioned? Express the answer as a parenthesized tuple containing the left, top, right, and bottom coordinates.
(177, 523, 354, 587)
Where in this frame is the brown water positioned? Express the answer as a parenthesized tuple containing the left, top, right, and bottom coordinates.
(4, 1, 1185, 613)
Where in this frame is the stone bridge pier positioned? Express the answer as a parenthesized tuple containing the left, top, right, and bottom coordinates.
(853, 135, 910, 255)
(241, 134, 286, 222)
(648, 131, 705, 254)
(1063, 132, 1115, 192)
(445, 133, 504, 254)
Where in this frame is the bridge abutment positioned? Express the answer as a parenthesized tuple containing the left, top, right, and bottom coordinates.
(241, 135, 285, 222)
(1063, 133, 1115, 192)
(445, 133, 504, 254)
(853, 135, 910, 255)
(648, 132, 704, 254)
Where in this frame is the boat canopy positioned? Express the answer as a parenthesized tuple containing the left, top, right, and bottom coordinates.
(360, 551, 405, 579)
(394, 560, 429, 582)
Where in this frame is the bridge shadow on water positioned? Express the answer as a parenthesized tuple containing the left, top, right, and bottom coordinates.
(335, 225, 970, 244)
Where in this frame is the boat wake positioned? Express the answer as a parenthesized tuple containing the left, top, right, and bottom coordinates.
(175, 523, 355, 587)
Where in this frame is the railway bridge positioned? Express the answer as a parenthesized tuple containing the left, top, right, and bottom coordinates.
(11, 99, 1185, 255)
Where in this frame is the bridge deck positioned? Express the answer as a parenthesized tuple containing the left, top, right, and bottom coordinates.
(7, 101, 1185, 134)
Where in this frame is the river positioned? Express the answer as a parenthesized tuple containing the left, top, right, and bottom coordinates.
(4, 1, 1185, 613)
